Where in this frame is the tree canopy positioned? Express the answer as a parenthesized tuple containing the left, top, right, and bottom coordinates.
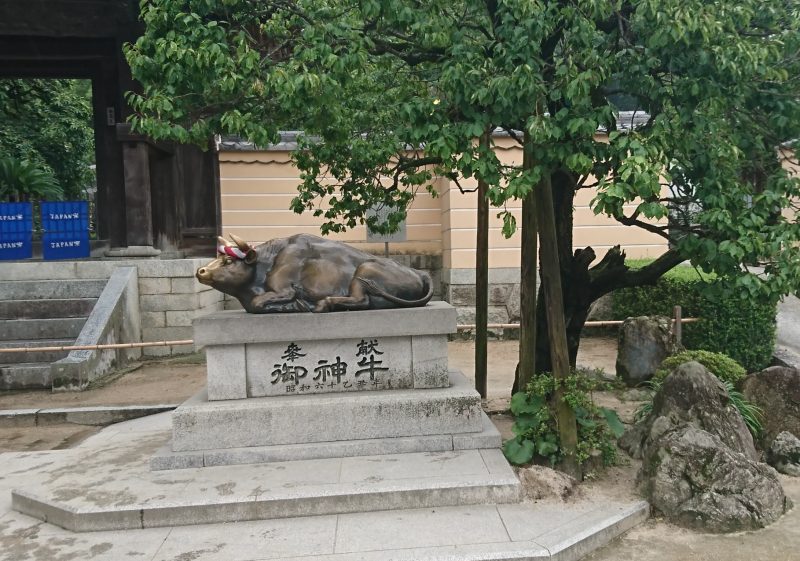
(127, 0, 800, 302)
(0, 79, 94, 200)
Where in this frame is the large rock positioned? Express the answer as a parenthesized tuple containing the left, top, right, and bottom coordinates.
(741, 366, 800, 446)
(766, 431, 800, 476)
(517, 465, 579, 501)
(616, 316, 677, 387)
(640, 425, 788, 533)
(587, 293, 614, 321)
(620, 362, 758, 461)
(620, 362, 788, 532)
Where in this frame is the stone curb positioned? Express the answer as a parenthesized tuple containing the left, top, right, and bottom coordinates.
(0, 404, 177, 428)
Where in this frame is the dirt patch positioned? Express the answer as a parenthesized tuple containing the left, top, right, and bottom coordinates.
(450, 335, 619, 412)
(585, 475, 800, 561)
(0, 356, 206, 410)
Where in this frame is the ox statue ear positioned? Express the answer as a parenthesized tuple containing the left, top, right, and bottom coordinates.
(229, 233, 251, 252)
(244, 248, 257, 265)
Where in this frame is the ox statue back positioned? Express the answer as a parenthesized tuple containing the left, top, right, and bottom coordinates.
(196, 234, 434, 313)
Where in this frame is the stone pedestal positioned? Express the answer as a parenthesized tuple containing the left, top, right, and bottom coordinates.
(152, 302, 502, 470)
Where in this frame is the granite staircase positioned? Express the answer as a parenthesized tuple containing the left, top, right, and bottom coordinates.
(0, 279, 105, 390)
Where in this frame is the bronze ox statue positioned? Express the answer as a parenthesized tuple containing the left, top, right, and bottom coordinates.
(196, 234, 434, 313)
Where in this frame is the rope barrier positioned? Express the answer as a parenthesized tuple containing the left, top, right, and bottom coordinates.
(456, 318, 699, 331)
(0, 318, 699, 353)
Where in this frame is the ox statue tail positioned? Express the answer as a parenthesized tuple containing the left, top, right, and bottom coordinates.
(356, 272, 434, 308)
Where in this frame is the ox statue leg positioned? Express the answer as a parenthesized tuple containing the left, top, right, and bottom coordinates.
(250, 287, 296, 310)
(314, 276, 370, 312)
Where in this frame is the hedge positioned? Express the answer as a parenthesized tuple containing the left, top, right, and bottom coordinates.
(611, 263, 777, 372)
(654, 350, 746, 385)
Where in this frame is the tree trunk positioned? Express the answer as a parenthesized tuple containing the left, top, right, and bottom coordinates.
(514, 169, 686, 383)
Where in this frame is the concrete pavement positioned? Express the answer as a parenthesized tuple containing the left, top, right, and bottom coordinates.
(0, 412, 648, 561)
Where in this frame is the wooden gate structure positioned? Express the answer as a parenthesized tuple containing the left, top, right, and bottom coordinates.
(0, 0, 220, 256)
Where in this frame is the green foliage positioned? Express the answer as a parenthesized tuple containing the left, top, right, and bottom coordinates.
(0, 79, 94, 200)
(612, 265, 777, 372)
(503, 374, 622, 468)
(0, 157, 63, 201)
(127, 0, 800, 311)
(632, 379, 661, 423)
(655, 350, 746, 385)
(633, 376, 763, 438)
(724, 380, 764, 438)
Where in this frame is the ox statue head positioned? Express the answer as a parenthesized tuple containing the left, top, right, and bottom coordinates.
(196, 234, 258, 292)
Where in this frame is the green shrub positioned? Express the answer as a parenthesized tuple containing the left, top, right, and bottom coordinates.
(503, 374, 624, 469)
(611, 263, 776, 372)
(654, 350, 746, 385)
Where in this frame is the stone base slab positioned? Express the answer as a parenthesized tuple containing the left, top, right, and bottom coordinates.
(12, 446, 521, 532)
(172, 370, 481, 452)
(152, 412, 500, 470)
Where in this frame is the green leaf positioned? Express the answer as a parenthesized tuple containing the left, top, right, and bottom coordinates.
(511, 413, 540, 435)
(536, 440, 559, 458)
(503, 437, 535, 465)
(510, 392, 545, 415)
(599, 407, 626, 438)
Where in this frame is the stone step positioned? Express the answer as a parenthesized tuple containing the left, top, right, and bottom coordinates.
(0, 338, 72, 364)
(12, 446, 522, 532)
(0, 279, 105, 301)
(0, 317, 86, 341)
(171, 371, 483, 454)
(0, 362, 52, 391)
(0, 297, 97, 319)
(152, 412, 501, 470)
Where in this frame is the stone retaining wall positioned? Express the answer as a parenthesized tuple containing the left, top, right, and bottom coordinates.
(0, 259, 224, 357)
(442, 267, 523, 339)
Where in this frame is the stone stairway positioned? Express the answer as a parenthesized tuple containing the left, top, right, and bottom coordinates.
(0, 279, 104, 390)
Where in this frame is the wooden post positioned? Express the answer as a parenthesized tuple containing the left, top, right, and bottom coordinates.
(121, 141, 154, 247)
(534, 171, 580, 479)
(475, 140, 490, 399)
(674, 305, 682, 348)
(475, 183, 489, 398)
(517, 139, 537, 393)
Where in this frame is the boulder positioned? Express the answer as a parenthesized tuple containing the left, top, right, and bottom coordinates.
(517, 465, 579, 501)
(766, 431, 800, 476)
(620, 362, 789, 532)
(505, 283, 521, 323)
(587, 293, 614, 321)
(616, 316, 678, 387)
(620, 362, 758, 461)
(741, 366, 800, 446)
(640, 425, 788, 533)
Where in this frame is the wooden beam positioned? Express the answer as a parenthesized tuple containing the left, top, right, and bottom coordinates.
(122, 141, 154, 247)
(475, 134, 490, 398)
(535, 172, 580, 479)
(517, 139, 537, 393)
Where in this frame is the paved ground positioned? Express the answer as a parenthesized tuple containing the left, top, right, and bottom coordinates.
(0, 412, 647, 561)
